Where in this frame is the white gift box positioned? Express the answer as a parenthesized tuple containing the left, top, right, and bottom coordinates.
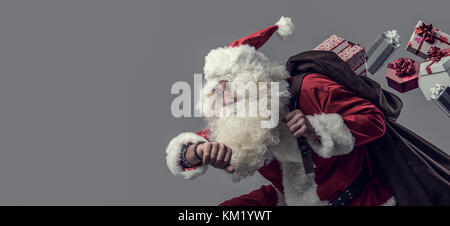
(430, 84, 450, 118)
(419, 55, 450, 100)
(406, 20, 450, 59)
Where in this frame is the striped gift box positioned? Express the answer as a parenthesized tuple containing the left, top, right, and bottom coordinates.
(314, 34, 368, 76)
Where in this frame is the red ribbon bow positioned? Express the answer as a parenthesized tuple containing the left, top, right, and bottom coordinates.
(424, 47, 450, 74)
(388, 58, 416, 77)
(418, 22, 436, 44)
(414, 22, 450, 56)
(427, 47, 450, 61)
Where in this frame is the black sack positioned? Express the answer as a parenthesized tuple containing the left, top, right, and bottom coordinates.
(285, 50, 450, 206)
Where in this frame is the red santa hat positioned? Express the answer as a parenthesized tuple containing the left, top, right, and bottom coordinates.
(203, 17, 295, 82)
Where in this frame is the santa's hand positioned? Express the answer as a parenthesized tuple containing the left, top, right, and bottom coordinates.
(196, 142, 235, 173)
(284, 109, 315, 139)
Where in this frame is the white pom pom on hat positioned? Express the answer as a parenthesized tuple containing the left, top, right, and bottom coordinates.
(227, 16, 295, 49)
(275, 16, 295, 39)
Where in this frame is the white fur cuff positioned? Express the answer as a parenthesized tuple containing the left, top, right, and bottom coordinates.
(166, 132, 208, 180)
(305, 113, 355, 158)
(382, 196, 396, 206)
(275, 188, 287, 206)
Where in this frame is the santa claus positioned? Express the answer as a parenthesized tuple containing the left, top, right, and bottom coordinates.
(165, 17, 396, 206)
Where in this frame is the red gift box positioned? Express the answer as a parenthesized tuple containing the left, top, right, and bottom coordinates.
(386, 58, 419, 93)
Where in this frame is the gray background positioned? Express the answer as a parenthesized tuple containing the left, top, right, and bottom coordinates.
(0, 0, 448, 205)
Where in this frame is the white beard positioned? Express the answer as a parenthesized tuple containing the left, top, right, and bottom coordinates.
(208, 111, 277, 182)
(203, 80, 291, 182)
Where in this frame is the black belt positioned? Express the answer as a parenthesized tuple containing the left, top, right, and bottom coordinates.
(328, 165, 369, 206)
(294, 130, 369, 205)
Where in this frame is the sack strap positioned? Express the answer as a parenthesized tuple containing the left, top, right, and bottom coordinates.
(289, 73, 314, 174)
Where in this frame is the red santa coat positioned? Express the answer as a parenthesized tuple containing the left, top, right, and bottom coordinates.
(165, 73, 394, 206)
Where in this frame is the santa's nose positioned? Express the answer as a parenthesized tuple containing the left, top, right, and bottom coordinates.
(219, 81, 237, 106)
(223, 93, 237, 106)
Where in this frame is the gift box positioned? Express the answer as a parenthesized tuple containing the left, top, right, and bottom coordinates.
(418, 48, 450, 100)
(366, 30, 401, 74)
(314, 34, 368, 76)
(406, 20, 450, 59)
(386, 58, 419, 93)
(430, 84, 450, 118)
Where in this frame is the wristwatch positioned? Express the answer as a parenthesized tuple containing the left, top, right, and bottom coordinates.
(193, 141, 205, 161)
(181, 142, 204, 168)
(181, 144, 198, 168)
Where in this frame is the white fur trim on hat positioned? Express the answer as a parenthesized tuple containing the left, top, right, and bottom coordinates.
(203, 45, 289, 82)
(275, 16, 295, 39)
(305, 113, 355, 158)
(166, 132, 208, 180)
(204, 45, 268, 81)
